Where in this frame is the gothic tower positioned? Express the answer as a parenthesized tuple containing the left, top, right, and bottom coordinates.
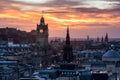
(36, 16, 49, 49)
(105, 33, 108, 43)
(63, 27, 73, 63)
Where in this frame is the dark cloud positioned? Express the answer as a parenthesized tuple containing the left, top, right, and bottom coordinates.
(6, 0, 81, 8)
(0, 0, 81, 13)
(70, 7, 120, 14)
(1, 0, 120, 14)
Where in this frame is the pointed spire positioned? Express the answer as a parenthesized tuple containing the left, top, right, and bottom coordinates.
(97, 36, 99, 42)
(66, 27, 70, 45)
(101, 36, 104, 43)
(63, 27, 73, 63)
(105, 32, 108, 43)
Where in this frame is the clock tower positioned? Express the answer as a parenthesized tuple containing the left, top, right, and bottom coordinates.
(33, 16, 50, 67)
(36, 16, 48, 49)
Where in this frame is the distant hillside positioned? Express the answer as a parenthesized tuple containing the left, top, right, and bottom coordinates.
(0, 27, 36, 43)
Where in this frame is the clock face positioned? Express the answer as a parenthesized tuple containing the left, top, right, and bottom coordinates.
(39, 29, 43, 33)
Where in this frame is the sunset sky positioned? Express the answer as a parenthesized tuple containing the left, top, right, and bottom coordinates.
(0, 0, 120, 38)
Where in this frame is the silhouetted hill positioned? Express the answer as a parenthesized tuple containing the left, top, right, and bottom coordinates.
(0, 27, 36, 43)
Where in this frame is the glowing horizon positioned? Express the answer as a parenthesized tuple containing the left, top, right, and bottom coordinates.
(0, 0, 120, 38)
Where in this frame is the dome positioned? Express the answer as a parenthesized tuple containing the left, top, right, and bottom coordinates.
(102, 50, 120, 61)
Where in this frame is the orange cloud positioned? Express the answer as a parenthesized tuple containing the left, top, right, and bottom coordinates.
(0, 0, 120, 38)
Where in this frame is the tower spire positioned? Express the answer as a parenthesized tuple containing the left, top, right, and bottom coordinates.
(63, 27, 73, 63)
(101, 36, 104, 43)
(97, 36, 99, 42)
(66, 27, 70, 45)
(105, 32, 108, 43)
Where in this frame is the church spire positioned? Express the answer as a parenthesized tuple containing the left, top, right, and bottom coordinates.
(101, 36, 104, 43)
(97, 36, 99, 42)
(66, 27, 70, 45)
(105, 32, 108, 43)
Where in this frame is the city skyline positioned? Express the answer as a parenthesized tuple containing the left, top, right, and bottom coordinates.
(0, 0, 120, 38)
